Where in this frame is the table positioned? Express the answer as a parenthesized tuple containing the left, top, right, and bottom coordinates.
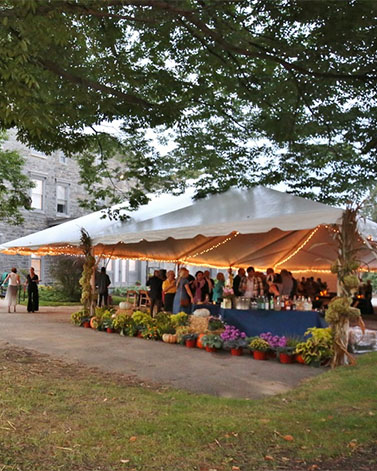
(220, 308, 327, 338)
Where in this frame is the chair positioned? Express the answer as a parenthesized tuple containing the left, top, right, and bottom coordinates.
(126, 290, 138, 308)
(138, 290, 151, 308)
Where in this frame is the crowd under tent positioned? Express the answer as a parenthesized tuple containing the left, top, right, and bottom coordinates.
(2, 186, 377, 276)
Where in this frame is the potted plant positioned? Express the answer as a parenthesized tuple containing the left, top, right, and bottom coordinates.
(295, 327, 333, 366)
(221, 325, 247, 355)
(182, 333, 198, 348)
(201, 334, 223, 352)
(260, 332, 287, 359)
(208, 317, 225, 332)
(276, 337, 301, 364)
(248, 337, 270, 360)
(70, 310, 90, 327)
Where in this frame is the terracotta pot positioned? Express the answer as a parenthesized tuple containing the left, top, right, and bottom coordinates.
(279, 352, 294, 364)
(253, 350, 267, 361)
(83, 321, 90, 328)
(196, 333, 206, 349)
(205, 346, 217, 353)
(295, 354, 306, 364)
(230, 348, 243, 356)
(185, 339, 196, 348)
(137, 331, 143, 338)
(106, 328, 114, 333)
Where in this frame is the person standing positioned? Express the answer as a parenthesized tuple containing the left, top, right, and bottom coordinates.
(173, 268, 194, 314)
(213, 272, 225, 305)
(233, 268, 245, 296)
(97, 267, 111, 307)
(4, 268, 21, 313)
(239, 266, 264, 298)
(146, 270, 163, 316)
(25, 267, 39, 312)
(162, 270, 176, 312)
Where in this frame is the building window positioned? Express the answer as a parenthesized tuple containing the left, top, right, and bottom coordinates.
(129, 260, 136, 271)
(30, 148, 47, 159)
(114, 259, 119, 283)
(56, 183, 69, 215)
(121, 260, 127, 283)
(31, 177, 45, 210)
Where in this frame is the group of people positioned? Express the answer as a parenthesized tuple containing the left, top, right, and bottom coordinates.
(145, 268, 221, 315)
(233, 267, 328, 300)
(145, 266, 335, 315)
(0, 267, 39, 313)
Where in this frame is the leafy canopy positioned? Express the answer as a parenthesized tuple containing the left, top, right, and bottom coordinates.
(0, 0, 376, 210)
(0, 131, 32, 224)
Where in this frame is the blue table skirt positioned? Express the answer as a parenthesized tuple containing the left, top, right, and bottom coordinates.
(220, 308, 327, 338)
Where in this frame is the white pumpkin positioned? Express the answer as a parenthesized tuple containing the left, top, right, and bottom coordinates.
(193, 308, 210, 318)
(119, 301, 131, 310)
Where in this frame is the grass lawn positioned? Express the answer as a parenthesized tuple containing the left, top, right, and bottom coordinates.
(0, 346, 376, 471)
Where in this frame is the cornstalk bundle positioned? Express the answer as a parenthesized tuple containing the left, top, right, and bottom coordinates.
(326, 208, 363, 367)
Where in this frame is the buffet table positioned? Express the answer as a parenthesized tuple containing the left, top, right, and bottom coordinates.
(220, 308, 327, 338)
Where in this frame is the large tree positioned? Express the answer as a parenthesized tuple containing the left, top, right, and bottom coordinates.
(0, 0, 376, 210)
(0, 130, 32, 224)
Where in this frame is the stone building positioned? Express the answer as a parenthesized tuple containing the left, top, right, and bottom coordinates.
(0, 130, 151, 288)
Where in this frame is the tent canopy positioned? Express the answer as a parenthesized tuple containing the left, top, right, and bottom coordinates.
(2, 186, 377, 272)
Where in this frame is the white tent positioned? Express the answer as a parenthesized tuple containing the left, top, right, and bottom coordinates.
(2, 186, 377, 273)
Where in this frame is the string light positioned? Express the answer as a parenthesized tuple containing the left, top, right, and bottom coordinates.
(181, 232, 240, 261)
(274, 227, 319, 268)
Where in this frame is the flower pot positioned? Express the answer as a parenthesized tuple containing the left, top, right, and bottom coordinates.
(295, 354, 306, 364)
(137, 331, 143, 338)
(205, 346, 217, 353)
(185, 339, 196, 348)
(230, 348, 243, 356)
(83, 321, 90, 328)
(253, 350, 267, 361)
(196, 333, 206, 349)
(106, 328, 114, 333)
(279, 352, 294, 364)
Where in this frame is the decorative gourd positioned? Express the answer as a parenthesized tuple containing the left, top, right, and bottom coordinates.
(193, 308, 210, 318)
(119, 301, 131, 310)
(90, 316, 98, 329)
(196, 333, 206, 349)
(162, 333, 177, 344)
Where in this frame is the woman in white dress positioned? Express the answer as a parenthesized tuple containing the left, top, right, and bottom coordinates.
(4, 268, 21, 313)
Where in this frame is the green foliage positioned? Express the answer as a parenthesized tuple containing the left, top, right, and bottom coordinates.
(325, 297, 361, 324)
(70, 309, 89, 326)
(170, 312, 189, 328)
(112, 313, 137, 336)
(0, 2, 376, 208)
(201, 334, 223, 349)
(208, 317, 225, 331)
(295, 327, 334, 365)
(154, 312, 175, 336)
(49, 256, 84, 301)
(93, 306, 114, 330)
(0, 130, 33, 224)
(248, 338, 270, 352)
(131, 310, 153, 328)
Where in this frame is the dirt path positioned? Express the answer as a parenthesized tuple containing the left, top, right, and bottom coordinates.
(0, 300, 327, 399)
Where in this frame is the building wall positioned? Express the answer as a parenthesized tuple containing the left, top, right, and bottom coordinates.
(0, 130, 89, 284)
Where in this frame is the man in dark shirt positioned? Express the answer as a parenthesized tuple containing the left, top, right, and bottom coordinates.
(146, 270, 163, 316)
(233, 268, 245, 296)
(97, 267, 111, 307)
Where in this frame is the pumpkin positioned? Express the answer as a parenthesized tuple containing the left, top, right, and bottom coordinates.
(193, 308, 210, 318)
(196, 333, 206, 349)
(162, 333, 177, 344)
(90, 316, 98, 329)
(119, 301, 131, 310)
